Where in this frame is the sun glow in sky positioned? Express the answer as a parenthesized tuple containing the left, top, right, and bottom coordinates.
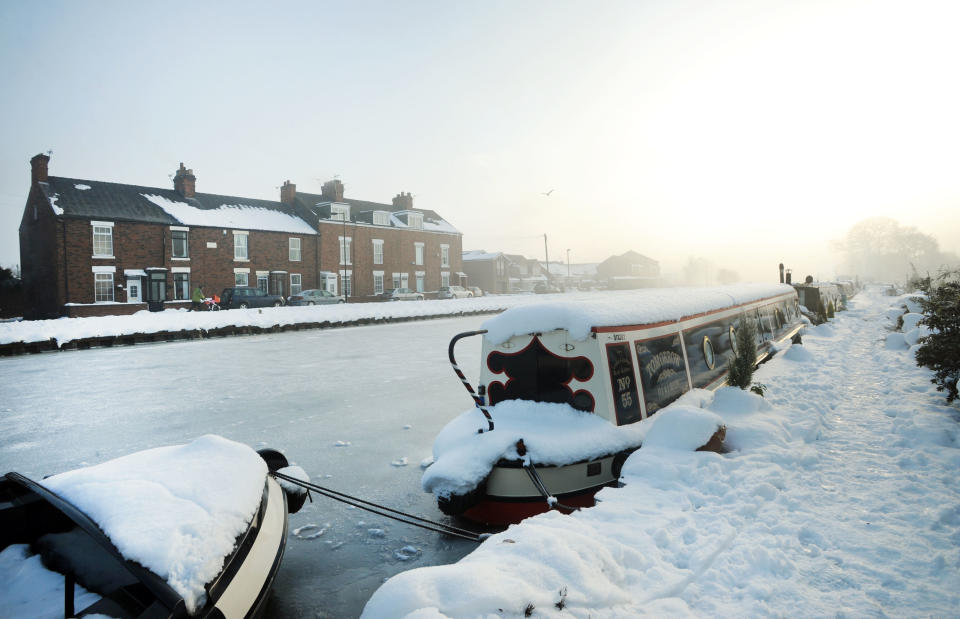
(1, 0, 958, 282)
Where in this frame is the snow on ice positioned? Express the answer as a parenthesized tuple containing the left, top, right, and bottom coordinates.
(365, 287, 960, 617)
(40, 435, 267, 614)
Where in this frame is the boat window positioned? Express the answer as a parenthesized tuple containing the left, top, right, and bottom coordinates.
(487, 337, 595, 412)
(635, 335, 689, 415)
(605, 342, 642, 425)
(729, 326, 738, 356)
(684, 322, 732, 389)
(702, 336, 715, 370)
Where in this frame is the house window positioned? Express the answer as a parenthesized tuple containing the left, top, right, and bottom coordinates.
(173, 272, 190, 300)
(407, 212, 423, 229)
(171, 228, 189, 259)
(373, 271, 384, 295)
(441, 271, 450, 288)
(415, 271, 425, 293)
(235, 271, 249, 286)
(289, 237, 301, 261)
(92, 222, 114, 257)
(339, 236, 352, 265)
(257, 272, 268, 292)
(373, 211, 390, 226)
(290, 273, 302, 295)
(94, 272, 114, 302)
(330, 205, 350, 221)
(415, 242, 424, 266)
(392, 273, 401, 289)
(373, 239, 384, 265)
(234, 231, 249, 260)
(400, 273, 409, 289)
(440, 244, 450, 267)
(340, 270, 352, 296)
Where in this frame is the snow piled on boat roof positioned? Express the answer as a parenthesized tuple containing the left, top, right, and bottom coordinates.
(422, 399, 724, 499)
(482, 283, 795, 344)
(142, 193, 316, 234)
(41, 435, 267, 614)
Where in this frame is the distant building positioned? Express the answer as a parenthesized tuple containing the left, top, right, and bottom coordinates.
(462, 250, 511, 294)
(18, 154, 462, 319)
(596, 251, 661, 289)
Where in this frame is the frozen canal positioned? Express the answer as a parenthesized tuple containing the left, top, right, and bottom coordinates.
(0, 315, 492, 618)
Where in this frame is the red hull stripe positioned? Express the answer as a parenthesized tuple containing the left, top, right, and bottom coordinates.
(460, 491, 600, 526)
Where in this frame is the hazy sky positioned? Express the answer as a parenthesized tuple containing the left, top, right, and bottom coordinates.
(2, 0, 958, 282)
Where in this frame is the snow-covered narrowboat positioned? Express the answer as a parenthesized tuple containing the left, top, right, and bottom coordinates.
(424, 284, 804, 526)
(0, 435, 307, 618)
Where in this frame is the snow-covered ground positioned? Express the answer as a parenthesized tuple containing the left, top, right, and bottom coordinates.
(363, 287, 960, 617)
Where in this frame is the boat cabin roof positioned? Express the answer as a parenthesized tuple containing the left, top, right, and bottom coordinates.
(482, 283, 797, 344)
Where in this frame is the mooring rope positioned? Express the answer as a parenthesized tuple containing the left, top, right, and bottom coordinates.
(271, 471, 486, 542)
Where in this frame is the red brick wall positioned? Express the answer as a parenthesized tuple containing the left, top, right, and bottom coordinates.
(317, 221, 462, 298)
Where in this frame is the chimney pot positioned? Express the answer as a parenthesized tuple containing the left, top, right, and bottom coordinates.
(30, 153, 50, 184)
(173, 162, 197, 198)
(280, 180, 297, 204)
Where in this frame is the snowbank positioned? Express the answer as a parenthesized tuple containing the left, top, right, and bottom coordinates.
(41, 435, 267, 613)
(365, 286, 960, 617)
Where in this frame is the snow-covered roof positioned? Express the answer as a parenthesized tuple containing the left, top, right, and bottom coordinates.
(463, 250, 504, 262)
(142, 193, 315, 235)
(482, 283, 796, 344)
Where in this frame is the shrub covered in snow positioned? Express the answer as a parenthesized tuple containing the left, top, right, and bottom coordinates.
(914, 271, 960, 403)
(726, 314, 758, 390)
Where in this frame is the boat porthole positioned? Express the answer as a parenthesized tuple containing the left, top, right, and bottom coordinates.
(702, 335, 715, 370)
(729, 326, 738, 355)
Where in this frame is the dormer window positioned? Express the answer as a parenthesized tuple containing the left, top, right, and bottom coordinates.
(406, 212, 423, 230)
(330, 204, 350, 221)
(373, 211, 390, 226)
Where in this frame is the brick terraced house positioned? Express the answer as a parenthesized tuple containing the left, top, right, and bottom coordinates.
(19, 154, 463, 319)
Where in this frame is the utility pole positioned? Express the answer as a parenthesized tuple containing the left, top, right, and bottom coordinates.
(543, 233, 549, 281)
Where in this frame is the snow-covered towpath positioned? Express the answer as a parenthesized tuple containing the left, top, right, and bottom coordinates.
(363, 288, 960, 617)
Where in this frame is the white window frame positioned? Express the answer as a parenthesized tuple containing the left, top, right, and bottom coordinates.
(373, 239, 384, 265)
(171, 226, 189, 260)
(415, 271, 425, 293)
(440, 244, 450, 267)
(392, 272, 401, 289)
(414, 242, 424, 266)
(172, 271, 191, 301)
(400, 272, 409, 289)
(407, 212, 423, 230)
(92, 266, 115, 302)
(234, 230, 249, 261)
(234, 267, 250, 287)
(289, 237, 302, 261)
(373, 211, 390, 226)
(339, 269, 353, 297)
(91, 220, 114, 258)
(339, 236, 352, 265)
(373, 270, 385, 295)
(256, 271, 269, 293)
(330, 204, 350, 221)
(290, 273, 302, 295)
(441, 271, 450, 288)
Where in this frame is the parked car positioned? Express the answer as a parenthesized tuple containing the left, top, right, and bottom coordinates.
(287, 289, 345, 306)
(438, 285, 473, 299)
(379, 287, 424, 301)
(220, 286, 285, 309)
(534, 282, 561, 294)
(467, 286, 483, 297)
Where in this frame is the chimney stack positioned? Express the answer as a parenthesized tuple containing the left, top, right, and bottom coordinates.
(173, 162, 196, 198)
(280, 180, 296, 204)
(779, 263, 785, 284)
(321, 179, 344, 202)
(392, 191, 413, 210)
(31, 153, 50, 184)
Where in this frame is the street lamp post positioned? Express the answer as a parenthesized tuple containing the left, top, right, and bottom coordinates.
(566, 248, 571, 279)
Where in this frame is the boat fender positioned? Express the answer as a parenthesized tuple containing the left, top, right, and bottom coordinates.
(256, 448, 308, 514)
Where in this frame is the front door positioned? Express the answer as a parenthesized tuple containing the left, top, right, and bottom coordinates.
(126, 278, 143, 303)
